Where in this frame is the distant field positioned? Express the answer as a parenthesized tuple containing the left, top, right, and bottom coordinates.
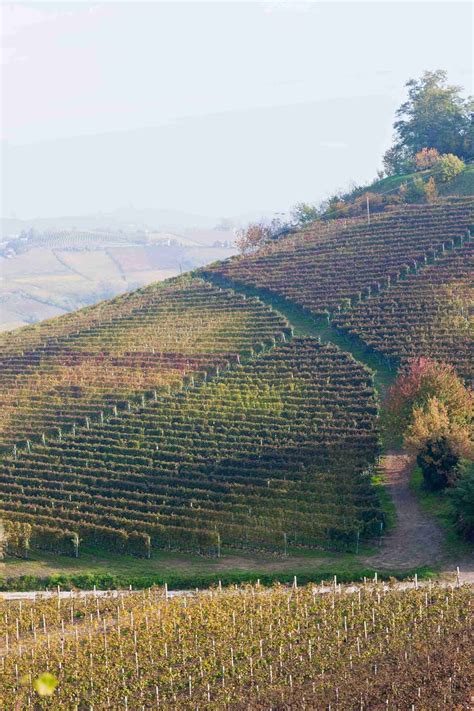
(0, 229, 236, 332)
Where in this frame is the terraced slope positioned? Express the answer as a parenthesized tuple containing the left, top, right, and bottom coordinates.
(333, 239, 474, 381)
(0, 278, 289, 450)
(0, 339, 381, 555)
(204, 199, 472, 318)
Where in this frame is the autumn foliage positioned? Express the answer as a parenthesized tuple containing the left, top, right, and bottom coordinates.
(385, 357, 473, 488)
(413, 147, 441, 170)
(235, 223, 272, 254)
(386, 358, 473, 434)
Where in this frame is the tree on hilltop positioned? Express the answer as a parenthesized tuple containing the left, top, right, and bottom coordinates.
(384, 70, 473, 175)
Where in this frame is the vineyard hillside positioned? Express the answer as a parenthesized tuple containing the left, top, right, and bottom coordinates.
(333, 238, 473, 381)
(0, 338, 381, 556)
(0, 278, 288, 450)
(0, 197, 472, 565)
(204, 198, 473, 381)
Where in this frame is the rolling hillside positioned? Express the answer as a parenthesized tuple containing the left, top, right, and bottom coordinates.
(0, 197, 472, 563)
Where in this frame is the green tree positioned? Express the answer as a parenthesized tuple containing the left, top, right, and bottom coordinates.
(291, 202, 320, 225)
(383, 144, 413, 176)
(417, 436, 460, 491)
(404, 176, 428, 203)
(384, 70, 473, 174)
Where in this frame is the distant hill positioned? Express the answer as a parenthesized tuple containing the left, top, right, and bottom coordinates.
(0, 207, 223, 239)
(0, 227, 236, 332)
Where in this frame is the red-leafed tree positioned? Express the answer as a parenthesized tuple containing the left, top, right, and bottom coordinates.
(385, 357, 473, 489)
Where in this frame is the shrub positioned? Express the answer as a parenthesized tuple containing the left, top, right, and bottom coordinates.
(386, 357, 473, 438)
(235, 223, 272, 254)
(400, 176, 437, 204)
(437, 153, 465, 182)
(416, 436, 460, 490)
(405, 396, 473, 461)
(386, 358, 473, 485)
(424, 176, 438, 202)
(291, 202, 320, 225)
(408, 177, 428, 203)
(414, 147, 440, 171)
(324, 191, 401, 219)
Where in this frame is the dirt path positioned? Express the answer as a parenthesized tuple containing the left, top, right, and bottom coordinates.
(364, 453, 469, 576)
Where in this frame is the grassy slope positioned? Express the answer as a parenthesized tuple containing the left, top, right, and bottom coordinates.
(1, 544, 430, 591)
(438, 163, 474, 196)
(366, 163, 474, 197)
(410, 465, 472, 558)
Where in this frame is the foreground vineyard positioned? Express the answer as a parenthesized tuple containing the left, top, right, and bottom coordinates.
(1, 583, 471, 709)
(333, 239, 474, 381)
(0, 278, 288, 450)
(0, 339, 381, 555)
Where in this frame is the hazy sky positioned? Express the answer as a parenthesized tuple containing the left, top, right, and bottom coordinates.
(1, 1, 472, 221)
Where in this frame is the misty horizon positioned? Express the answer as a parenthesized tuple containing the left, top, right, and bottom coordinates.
(2, 2, 472, 223)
